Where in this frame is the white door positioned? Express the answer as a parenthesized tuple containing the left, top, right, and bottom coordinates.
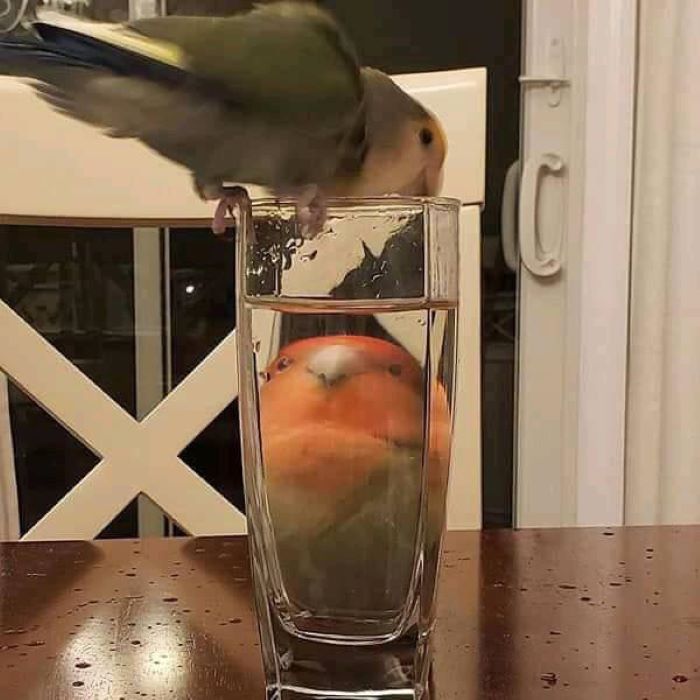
(514, 0, 637, 527)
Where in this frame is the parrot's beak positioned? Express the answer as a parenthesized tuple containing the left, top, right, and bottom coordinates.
(305, 344, 366, 387)
(401, 162, 443, 199)
(423, 162, 444, 197)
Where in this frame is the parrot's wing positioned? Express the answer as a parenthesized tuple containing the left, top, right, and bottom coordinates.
(2, 4, 364, 187)
(0, 35, 237, 177)
(27, 3, 362, 124)
(32, 70, 241, 174)
(129, 3, 363, 122)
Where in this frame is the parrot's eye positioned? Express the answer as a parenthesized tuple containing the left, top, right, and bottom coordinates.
(388, 364, 403, 377)
(276, 356, 293, 372)
(419, 128, 434, 147)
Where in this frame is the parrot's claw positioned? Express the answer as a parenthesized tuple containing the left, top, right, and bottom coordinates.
(212, 198, 232, 236)
(211, 187, 250, 240)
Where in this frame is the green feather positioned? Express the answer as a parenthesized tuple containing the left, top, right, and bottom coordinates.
(130, 3, 362, 122)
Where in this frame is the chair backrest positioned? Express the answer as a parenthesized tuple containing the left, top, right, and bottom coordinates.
(0, 68, 486, 540)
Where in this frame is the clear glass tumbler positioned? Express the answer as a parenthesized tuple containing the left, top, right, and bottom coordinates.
(236, 196, 460, 700)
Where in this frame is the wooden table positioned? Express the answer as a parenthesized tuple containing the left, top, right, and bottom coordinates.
(0, 527, 698, 699)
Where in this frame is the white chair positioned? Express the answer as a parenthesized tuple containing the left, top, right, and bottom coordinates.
(0, 68, 485, 540)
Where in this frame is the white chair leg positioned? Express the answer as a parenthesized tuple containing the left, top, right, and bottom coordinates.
(0, 372, 20, 540)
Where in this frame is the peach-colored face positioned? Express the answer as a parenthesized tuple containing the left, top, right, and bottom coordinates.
(330, 112, 447, 199)
(259, 335, 450, 497)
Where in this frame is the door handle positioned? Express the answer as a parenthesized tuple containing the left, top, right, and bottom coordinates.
(501, 160, 520, 272)
(518, 153, 564, 277)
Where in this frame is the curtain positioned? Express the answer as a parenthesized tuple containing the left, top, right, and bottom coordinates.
(625, 0, 700, 524)
(0, 373, 20, 539)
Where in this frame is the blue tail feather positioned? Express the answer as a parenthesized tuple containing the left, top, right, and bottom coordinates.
(0, 38, 95, 79)
(32, 22, 187, 85)
(0, 21, 186, 86)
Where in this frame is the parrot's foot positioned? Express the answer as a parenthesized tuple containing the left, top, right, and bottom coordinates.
(295, 186, 327, 238)
(192, 177, 245, 239)
(211, 187, 250, 239)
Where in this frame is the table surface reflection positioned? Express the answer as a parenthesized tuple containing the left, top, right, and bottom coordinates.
(0, 527, 698, 699)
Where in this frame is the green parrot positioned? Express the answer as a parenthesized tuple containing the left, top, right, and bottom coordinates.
(0, 2, 447, 234)
(257, 334, 451, 621)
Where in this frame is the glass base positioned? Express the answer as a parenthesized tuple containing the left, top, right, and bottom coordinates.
(263, 614, 433, 700)
(268, 689, 429, 700)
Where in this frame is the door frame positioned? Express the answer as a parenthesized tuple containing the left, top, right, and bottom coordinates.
(516, 0, 637, 527)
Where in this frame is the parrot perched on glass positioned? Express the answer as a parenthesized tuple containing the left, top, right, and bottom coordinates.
(0, 2, 447, 235)
(257, 334, 452, 618)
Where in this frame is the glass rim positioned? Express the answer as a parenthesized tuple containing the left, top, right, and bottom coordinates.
(249, 195, 462, 211)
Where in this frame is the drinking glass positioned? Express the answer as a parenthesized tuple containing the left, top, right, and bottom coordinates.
(236, 195, 460, 700)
